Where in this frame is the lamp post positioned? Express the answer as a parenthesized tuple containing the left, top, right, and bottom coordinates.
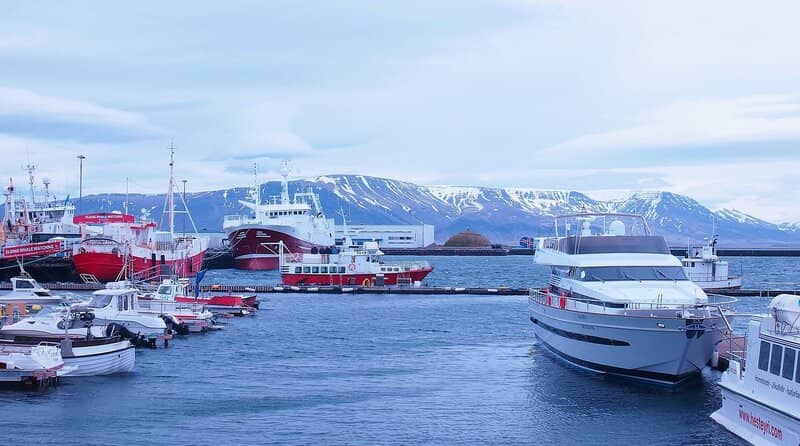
(77, 155, 86, 214)
(181, 179, 187, 236)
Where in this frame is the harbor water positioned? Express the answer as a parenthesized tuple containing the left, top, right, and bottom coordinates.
(0, 256, 785, 445)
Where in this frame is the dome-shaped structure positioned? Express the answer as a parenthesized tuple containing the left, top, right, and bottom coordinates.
(443, 229, 491, 248)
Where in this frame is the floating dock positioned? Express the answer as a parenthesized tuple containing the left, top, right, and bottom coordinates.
(0, 281, 796, 296)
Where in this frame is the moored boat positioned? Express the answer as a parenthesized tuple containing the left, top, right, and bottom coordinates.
(223, 161, 334, 270)
(711, 295, 800, 445)
(529, 213, 729, 387)
(0, 342, 65, 386)
(0, 276, 64, 305)
(279, 240, 433, 286)
(7, 335, 135, 377)
(157, 278, 258, 317)
(71, 143, 208, 282)
(681, 232, 742, 291)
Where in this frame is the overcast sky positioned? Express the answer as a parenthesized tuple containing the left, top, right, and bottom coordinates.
(2, 1, 799, 222)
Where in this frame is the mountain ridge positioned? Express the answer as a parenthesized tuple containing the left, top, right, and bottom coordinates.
(5, 174, 798, 246)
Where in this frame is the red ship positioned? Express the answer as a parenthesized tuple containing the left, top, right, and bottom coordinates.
(72, 144, 208, 282)
(223, 161, 334, 270)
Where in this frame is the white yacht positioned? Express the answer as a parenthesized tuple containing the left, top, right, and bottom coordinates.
(0, 276, 63, 305)
(2, 282, 169, 338)
(530, 213, 727, 386)
(711, 295, 800, 445)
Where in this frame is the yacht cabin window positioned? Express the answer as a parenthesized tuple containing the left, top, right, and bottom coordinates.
(770, 344, 784, 376)
(796, 354, 800, 383)
(576, 266, 687, 282)
(782, 348, 796, 380)
(123, 296, 129, 311)
(758, 341, 771, 371)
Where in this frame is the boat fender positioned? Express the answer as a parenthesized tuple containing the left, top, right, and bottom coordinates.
(362, 278, 371, 287)
(348, 263, 356, 271)
(559, 293, 566, 309)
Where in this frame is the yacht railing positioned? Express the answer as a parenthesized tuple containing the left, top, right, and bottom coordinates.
(528, 289, 736, 317)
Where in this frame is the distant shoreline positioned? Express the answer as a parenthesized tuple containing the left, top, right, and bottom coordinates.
(380, 247, 800, 257)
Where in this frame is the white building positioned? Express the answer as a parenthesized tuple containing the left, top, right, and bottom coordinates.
(335, 224, 435, 249)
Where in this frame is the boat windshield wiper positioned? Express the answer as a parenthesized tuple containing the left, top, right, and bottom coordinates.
(655, 268, 670, 280)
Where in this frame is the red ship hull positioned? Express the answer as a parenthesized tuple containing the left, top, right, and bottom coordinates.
(281, 267, 433, 286)
(228, 228, 326, 271)
(72, 251, 205, 282)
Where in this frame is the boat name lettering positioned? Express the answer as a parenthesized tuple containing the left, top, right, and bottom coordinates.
(738, 408, 783, 441)
(753, 375, 800, 400)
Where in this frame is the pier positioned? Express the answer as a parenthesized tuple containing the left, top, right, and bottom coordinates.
(1, 281, 796, 297)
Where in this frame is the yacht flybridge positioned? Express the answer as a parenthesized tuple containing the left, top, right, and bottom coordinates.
(529, 213, 729, 386)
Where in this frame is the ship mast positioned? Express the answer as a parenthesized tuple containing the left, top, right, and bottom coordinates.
(26, 162, 36, 205)
(168, 140, 176, 236)
(253, 162, 260, 218)
(280, 159, 290, 205)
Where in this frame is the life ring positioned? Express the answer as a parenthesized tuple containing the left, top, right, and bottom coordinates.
(362, 278, 371, 287)
(347, 263, 356, 271)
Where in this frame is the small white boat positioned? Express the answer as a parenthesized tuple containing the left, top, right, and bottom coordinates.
(681, 235, 742, 291)
(711, 295, 800, 445)
(0, 276, 63, 305)
(6, 335, 134, 377)
(0, 342, 65, 385)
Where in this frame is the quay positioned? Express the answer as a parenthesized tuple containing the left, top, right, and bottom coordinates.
(0, 281, 797, 297)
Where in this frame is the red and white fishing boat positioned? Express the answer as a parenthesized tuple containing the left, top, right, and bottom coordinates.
(279, 240, 433, 286)
(1, 164, 80, 260)
(72, 144, 208, 282)
(222, 161, 335, 271)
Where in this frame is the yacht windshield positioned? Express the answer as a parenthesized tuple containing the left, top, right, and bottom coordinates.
(579, 266, 687, 281)
(157, 285, 173, 295)
(87, 294, 113, 308)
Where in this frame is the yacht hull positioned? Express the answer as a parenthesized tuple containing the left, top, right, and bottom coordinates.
(712, 383, 799, 446)
(530, 301, 719, 386)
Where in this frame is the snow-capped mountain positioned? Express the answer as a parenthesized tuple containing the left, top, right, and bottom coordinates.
(15, 174, 799, 246)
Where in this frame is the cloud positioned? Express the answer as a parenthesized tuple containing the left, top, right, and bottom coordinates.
(0, 87, 163, 143)
(541, 94, 800, 155)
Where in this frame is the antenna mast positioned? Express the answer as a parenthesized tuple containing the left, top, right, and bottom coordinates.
(26, 162, 36, 205)
(280, 160, 290, 205)
(253, 162, 260, 218)
(168, 140, 175, 236)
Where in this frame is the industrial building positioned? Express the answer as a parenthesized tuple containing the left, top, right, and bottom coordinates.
(335, 224, 435, 249)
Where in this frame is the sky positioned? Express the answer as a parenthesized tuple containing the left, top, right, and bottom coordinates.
(2, 0, 800, 223)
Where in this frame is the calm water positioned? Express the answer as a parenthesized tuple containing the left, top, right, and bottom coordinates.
(1, 256, 792, 445)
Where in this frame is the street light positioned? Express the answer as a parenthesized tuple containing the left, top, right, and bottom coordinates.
(77, 155, 86, 214)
